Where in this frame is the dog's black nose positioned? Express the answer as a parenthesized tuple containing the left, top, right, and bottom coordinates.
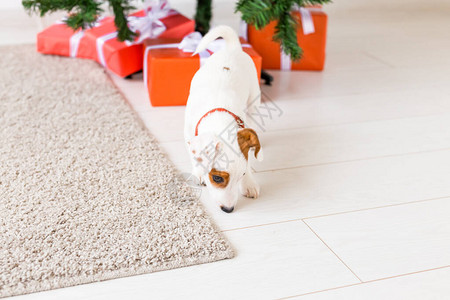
(220, 206, 234, 213)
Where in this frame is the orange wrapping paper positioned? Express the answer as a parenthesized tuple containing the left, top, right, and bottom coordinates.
(143, 37, 262, 107)
(246, 10, 327, 71)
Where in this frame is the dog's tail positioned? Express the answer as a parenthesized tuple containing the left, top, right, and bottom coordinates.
(194, 25, 241, 55)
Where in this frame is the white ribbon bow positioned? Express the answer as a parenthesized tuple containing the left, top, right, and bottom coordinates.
(178, 31, 227, 53)
(178, 31, 251, 65)
(127, 0, 172, 44)
(97, 0, 173, 68)
(177, 31, 229, 65)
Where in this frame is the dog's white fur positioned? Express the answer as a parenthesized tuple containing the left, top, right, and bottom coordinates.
(184, 25, 262, 213)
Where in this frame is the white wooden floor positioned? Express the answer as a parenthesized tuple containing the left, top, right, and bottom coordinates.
(3, 0, 450, 299)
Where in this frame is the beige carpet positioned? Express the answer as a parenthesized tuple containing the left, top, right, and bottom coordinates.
(0, 45, 233, 298)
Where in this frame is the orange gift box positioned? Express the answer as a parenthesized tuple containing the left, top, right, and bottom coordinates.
(143, 36, 262, 107)
(244, 8, 327, 71)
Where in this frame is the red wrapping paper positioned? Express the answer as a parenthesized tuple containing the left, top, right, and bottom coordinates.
(36, 9, 194, 77)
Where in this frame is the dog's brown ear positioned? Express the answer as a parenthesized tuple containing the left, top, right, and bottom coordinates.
(237, 128, 261, 160)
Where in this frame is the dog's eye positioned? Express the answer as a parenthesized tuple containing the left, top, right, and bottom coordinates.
(212, 175, 224, 183)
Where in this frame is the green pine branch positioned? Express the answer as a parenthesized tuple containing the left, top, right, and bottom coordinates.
(22, 0, 332, 59)
(22, 0, 136, 42)
(108, 0, 136, 41)
(274, 11, 302, 60)
(195, 0, 212, 35)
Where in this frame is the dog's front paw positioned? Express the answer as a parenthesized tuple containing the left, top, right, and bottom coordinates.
(243, 185, 260, 198)
(240, 178, 260, 198)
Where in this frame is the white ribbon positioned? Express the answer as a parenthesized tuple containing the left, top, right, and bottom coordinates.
(56, 16, 105, 58)
(96, 31, 119, 67)
(69, 31, 85, 57)
(298, 7, 315, 35)
(280, 50, 292, 71)
(239, 20, 248, 40)
(126, 0, 175, 45)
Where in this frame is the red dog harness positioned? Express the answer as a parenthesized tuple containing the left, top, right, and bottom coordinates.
(194, 108, 245, 136)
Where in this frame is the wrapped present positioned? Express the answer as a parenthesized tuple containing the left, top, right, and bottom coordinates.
(37, 17, 112, 59)
(36, 0, 194, 77)
(241, 7, 327, 71)
(143, 32, 262, 107)
(85, 4, 194, 77)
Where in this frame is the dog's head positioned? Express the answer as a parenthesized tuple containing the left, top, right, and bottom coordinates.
(188, 128, 262, 213)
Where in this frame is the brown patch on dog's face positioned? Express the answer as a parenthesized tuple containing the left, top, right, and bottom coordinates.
(208, 168, 229, 188)
(237, 128, 261, 160)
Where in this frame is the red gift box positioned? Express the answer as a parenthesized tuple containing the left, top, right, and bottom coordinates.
(241, 7, 327, 71)
(37, 17, 112, 59)
(85, 9, 194, 77)
(36, 3, 194, 77)
(143, 33, 262, 107)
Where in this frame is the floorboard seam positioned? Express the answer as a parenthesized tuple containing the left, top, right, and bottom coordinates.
(277, 265, 450, 299)
(255, 146, 450, 173)
(220, 196, 450, 232)
(301, 220, 363, 283)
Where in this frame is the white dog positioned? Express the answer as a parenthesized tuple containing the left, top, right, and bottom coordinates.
(184, 25, 263, 213)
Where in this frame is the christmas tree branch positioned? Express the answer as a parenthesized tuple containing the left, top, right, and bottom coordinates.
(274, 11, 302, 60)
(195, 0, 212, 35)
(23, 0, 332, 58)
(236, 0, 331, 60)
(22, 0, 136, 42)
(108, 0, 135, 41)
(235, 0, 273, 29)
